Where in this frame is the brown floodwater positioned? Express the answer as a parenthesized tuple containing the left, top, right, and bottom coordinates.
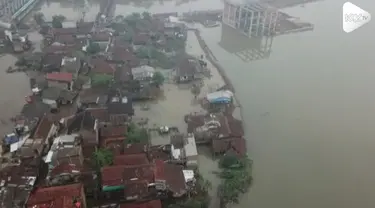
(0, 55, 31, 136)
(24, 0, 375, 207)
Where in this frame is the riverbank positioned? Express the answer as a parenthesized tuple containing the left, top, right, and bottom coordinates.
(187, 27, 249, 207)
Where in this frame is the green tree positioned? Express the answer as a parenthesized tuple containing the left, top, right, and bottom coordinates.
(126, 123, 149, 144)
(142, 11, 151, 20)
(86, 42, 101, 54)
(15, 56, 27, 66)
(92, 148, 113, 168)
(216, 154, 253, 205)
(152, 71, 165, 86)
(114, 15, 124, 23)
(33, 12, 45, 25)
(52, 15, 65, 28)
(91, 74, 112, 87)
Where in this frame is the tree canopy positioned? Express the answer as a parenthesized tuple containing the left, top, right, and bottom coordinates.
(52, 15, 65, 28)
(33, 12, 45, 25)
(92, 148, 113, 168)
(86, 42, 101, 54)
(216, 154, 253, 205)
(126, 122, 149, 144)
(91, 74, 112, 87)
(152, 71, 165, 86)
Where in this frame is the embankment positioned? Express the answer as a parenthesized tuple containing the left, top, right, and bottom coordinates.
(188, 28, 235, 94)
(189, 28, 249, 208)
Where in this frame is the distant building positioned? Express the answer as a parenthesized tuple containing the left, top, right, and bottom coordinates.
(222, 0, 278, 37)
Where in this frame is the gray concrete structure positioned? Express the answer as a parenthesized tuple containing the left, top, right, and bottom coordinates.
(222, 0, 278, 37)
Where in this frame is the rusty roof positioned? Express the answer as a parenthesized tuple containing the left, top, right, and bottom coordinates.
(100, 125, 126, 138)
(49, 162, 82, 178)
(46, 72, 73, 82)
(26, 183, 84, 208)
(101, 165, 125, 187)
(124, 180, 149, 199)
(123, 143, 148, 155)
(123, 164, 154, 183)
(153, 160, 165, 181)
(164, 163, 186, 195)
(111, 49, 139, 67)
(148, 147, 170, 162)
(120, 200, 162, 208)
(33, 115, 54, 139)
(0, 157, 40, 188)
(113, 153, 149, 166)
(212, 137, 246, 156)
(91, 32, 111, 42)
(106, 140, 124, 155)
(91, 58, 115, 75)
(186, 114, 205, 133)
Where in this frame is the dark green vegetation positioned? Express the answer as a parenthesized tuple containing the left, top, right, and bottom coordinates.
(216, 154, 253, 205)
(125, 122, 149, 144)
(91, 74, 113, 87)
(52, 15, 66, 28)
(152, 71, 165, 86)
(168, 174, 211, 208)
(86, 42, 101, 54)
(92, 148, 113, 168)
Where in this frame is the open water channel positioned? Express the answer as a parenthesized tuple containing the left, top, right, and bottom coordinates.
(4, 0, 375, 207)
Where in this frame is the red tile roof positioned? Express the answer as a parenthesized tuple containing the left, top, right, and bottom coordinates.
(91, 32, 111, 42)
(123, 143, 147, 155)
(164, 163, 186, 196)
(33, 115, 53, 139)
(148, 146, 170, 162)
(49, 162, 82, 178)
(123, 164, 154, 183)
(153, 160, 165, 181)
(46, 72, 73, 82)
(113, 154, 149, 166)
(120, 200, 162, 208)
(101, 164, 154, 187)
(27, 183, 84, 208)
(91, 58, 115, 75)
(124, 180, 149, 199)
(100, 125, 127, 138)
(212, 137, 246, 156)
(101, 165, 125, 187)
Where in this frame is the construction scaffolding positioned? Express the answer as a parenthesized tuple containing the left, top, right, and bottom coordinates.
(222, 0, 278, 37)
(218, 24, 274, 62)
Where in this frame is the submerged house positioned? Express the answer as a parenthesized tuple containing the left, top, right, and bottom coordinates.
(46, 72, 74, 91)
(41, 87, 77, 108)
(176, 58, 201, 83)
(131, 65, 155, 82)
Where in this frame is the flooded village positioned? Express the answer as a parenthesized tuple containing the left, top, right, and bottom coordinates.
(0, 0, 318, 207)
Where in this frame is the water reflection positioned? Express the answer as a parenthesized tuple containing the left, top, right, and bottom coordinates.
(219, 24, 273, 62)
